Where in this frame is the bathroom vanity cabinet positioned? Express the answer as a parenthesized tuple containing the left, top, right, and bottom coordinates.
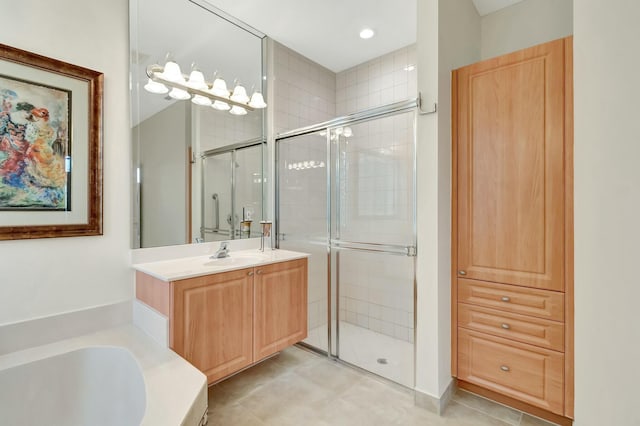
(135, 255, 308, 384)
(451, 37, 573, 424)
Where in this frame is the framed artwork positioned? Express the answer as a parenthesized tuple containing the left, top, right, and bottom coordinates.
(0, 44, 103, 240)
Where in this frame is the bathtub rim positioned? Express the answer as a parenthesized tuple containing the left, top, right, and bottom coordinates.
(0, 324, 207, 426)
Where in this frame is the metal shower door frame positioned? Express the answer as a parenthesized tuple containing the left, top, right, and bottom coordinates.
(200, 138, 263, 240)
(275, 99, 419, 371)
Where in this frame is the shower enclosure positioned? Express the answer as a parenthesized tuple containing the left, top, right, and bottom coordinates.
(276, 100, 417, 387)
(201, 140, 263, 241)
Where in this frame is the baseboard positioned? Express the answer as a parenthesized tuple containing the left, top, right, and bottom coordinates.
(0, 301, 132, 355)
(414, 379, 455, 415)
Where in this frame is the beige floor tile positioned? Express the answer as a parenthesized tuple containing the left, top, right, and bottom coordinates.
(452, 389, 523, 425)
(206, 402, 268, 426)
(235, 373, 334, 421)
(293, 356, 366, 393)
(443, 401, 514, 426)
(520, 413, 559, 425)
(208, 346, 541, 426)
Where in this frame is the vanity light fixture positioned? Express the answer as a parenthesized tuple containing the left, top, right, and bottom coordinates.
(144, 60, 267, 114)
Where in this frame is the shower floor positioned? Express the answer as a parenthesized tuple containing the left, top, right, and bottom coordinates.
(303, 321, 414, 388)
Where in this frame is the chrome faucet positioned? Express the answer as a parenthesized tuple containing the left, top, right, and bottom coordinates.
(210, 241, 230, 259)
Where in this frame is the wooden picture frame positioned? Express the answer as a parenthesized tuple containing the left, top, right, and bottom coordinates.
(0, 43, 103, 240)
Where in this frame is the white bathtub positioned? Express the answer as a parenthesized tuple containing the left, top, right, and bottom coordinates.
(0, 326, 207, 426)
(0, 347, 145, 425)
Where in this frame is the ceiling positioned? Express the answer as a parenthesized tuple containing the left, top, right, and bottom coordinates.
(203, 0, 526, 72)
(472, 0, 524, 16)
(204, 0, 417, 73)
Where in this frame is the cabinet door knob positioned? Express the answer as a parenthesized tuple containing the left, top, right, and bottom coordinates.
(501, 296, 511, 302)
(458, 270, 467, 276)
(256, 270, 262, 275)
(247, 271, 254, 276)
(501, 323, 510, 330)
(500, 365, 510, 372)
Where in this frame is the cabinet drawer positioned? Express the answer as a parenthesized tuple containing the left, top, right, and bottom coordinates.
(458, 303, 564, 351)
(458, 328, 564, 414)
(458, 279, 564, 321)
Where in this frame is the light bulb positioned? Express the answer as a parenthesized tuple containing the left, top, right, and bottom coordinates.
(212, 101, 230, 111)
(359, 28, 375, 39)
(144, 78, 168, 94)
(169, 88, 191, 100)
(210, 78, 230, 98)
(229, 106, 247, 115)
(160, 61, 183, 82)
(192, 95, 212, 106)
(186, 70, 207, 90)
(230, 85, 249, 104)
(248, 92, 267, 108)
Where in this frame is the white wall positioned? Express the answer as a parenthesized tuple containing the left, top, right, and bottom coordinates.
(416, 0, 481, 399)
(436, 0, 481, 396)
(136, 102, 188, 248)
(574, 1, 640, 424)
(0, 0, 131, 325)
(481, 0, 573, 59)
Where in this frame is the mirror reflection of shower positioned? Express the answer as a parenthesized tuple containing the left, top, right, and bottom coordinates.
(200, 141, 263, 242)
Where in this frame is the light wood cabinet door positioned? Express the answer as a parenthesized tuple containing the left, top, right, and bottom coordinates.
(170, 268, 254, 384)
(254, 258, 308, 361)
(458, 329, 564, 415)
(455, 38, 567, 291)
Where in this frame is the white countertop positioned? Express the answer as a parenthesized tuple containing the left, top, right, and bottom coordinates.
(132, 248, 310, 282)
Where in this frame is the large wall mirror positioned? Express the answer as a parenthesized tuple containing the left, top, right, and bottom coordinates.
(130, 0, 266, 248)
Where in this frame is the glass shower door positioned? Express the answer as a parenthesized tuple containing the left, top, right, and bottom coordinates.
(331, 110, 416, 387)
(202, 152, 233, 241)
(277, 132, 329, 352)
(201, 144, 263, 241)
(275, 107, 416, 387)
(235, 145, 263, 237)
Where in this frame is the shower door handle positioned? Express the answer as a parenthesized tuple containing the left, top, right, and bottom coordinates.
(212, 193, 219, 231)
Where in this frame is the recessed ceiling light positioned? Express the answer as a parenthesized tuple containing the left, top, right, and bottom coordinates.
(359, 28, 375, 39)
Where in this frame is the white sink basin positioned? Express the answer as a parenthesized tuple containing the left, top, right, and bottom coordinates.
(203, 254, 265, 268)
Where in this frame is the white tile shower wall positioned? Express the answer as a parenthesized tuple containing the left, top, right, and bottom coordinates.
(273, 40, 335, 332)
(273, 41, 336, 134)
(336, 112, 415, 343)
(339, 250, 414, 343)
(277, 136, 328, 332)
(336, 45, 417, 116)
(195, 106, 263, 152)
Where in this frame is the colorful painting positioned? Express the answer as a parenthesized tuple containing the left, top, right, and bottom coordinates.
(0, 75, 71, 210)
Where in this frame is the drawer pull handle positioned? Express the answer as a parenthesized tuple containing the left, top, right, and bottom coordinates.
(458, 270, 467, 275)
(500, 365, 510, 372)
(501, 296, 511, 302)
(247, 271, 254, 276)
(501, 323, 510, 330)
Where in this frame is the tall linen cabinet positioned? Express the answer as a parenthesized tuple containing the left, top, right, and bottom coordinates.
(451, 37, 573, 424)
